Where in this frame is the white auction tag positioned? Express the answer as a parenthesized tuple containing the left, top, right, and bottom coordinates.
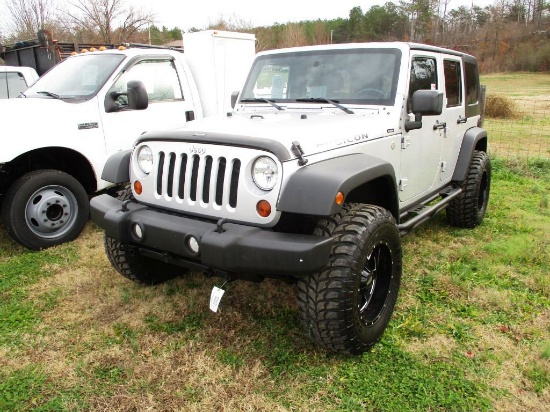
(209, 286, 225, 312)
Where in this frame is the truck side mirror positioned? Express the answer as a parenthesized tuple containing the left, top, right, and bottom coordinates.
(104, 80, 149, 113)
(127, 80, 148, 110)
(231, 90, 240, 108)
(405, 90, 443, 131)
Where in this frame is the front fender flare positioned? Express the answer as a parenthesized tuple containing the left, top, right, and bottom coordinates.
(277, 153, 397, 216)
(101, 150, 131, 183)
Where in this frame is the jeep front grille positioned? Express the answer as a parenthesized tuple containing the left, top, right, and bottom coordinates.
(155, 151, 241, 208)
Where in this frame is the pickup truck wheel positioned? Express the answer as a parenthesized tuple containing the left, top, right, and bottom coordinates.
(1, 170, 89, 250)
(447, 150, 491, 228)
(297, 204, 402, 355)
(103, 187, 187, 285)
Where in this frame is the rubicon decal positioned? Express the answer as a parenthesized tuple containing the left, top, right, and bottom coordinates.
(316, 133, 369, 150)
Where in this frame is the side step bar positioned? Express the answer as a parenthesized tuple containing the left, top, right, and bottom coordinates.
(398, 186, 462, 236)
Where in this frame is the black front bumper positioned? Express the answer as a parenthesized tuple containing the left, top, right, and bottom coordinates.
(90, 194, 333, 276)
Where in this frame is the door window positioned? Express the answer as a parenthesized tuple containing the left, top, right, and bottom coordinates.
(408, 57, 438, 112)
(113, 59, 183, 106)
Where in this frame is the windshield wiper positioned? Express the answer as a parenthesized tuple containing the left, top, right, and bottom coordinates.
(240, 97, 284, 111)
(295, 97, 354, 114)
(37, 91, 61, 99)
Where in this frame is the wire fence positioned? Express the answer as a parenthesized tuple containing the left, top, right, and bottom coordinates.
(485, 97, 550, 161)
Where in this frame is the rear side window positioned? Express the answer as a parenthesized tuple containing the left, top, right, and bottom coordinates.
(465, 62, 479, 105)
(444, 60, 462, 107)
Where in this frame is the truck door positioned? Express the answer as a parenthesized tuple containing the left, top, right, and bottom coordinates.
(101, 57, 196, 154)
(399, 53, 444, 203)
(439, 57, 467, 183)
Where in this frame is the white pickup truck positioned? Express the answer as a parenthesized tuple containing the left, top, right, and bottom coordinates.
(0, 66, 39, 99)
(0, 30, 255, 250)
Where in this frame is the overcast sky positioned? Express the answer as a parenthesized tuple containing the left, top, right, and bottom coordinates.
(132, 0, 493, 31)
(0, 0, 495, 37)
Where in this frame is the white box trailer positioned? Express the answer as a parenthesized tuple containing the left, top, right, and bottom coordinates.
(183, 30, 256, 117)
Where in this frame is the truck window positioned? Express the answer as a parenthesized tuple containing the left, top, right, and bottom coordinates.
(408, 57, 438, 113)
(443, 59, 462, 107)
(0, 73, 7, 99)
(25, 54, 125, 99)
(0, 71, 28, 98)
(114, 59, 183, 105)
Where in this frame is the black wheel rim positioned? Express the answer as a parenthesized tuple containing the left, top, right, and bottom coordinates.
(358, 240, 393, 326)
(477, 171, 489, 212)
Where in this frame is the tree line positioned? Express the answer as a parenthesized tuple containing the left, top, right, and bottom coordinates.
(1, 0, 549, 72)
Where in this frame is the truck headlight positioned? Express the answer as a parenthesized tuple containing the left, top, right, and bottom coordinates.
(252, 156, 278, 191)
(136, 145, 153, 174)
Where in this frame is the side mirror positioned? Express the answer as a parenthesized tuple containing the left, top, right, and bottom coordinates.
(104, 80, 149, 113)
(405, 90, 443, 131)
(127, 80, 148, 110)
(231, 90, 239, 109)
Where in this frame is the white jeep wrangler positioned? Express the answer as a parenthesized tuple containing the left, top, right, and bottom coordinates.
(91, 42, 490, 355)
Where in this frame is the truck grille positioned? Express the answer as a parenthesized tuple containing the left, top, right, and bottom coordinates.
(155, 152, 241, 208)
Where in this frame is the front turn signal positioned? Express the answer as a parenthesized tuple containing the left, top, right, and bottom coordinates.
(133, 180, 143, 195)
(335, 191, 345, 205)
(256, 200, 271, 217)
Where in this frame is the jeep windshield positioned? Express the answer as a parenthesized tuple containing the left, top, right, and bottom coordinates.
(25, 54, 125, 100)
(240, 48, 402, 106)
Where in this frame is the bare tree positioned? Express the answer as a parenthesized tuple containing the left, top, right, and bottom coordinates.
(1, 0, 57, 40)
(64, 0, 154, 43)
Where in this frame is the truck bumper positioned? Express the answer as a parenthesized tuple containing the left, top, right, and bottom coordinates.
(90, 194, 333, 276)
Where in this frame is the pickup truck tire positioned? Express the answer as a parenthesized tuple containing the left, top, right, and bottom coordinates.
(297, 204, 402, 355)
(1, 170, 89, 250)
(447, 150, 491, 228)
(103, 186, 187, 285)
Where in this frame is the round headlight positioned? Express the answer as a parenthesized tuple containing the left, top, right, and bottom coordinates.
(136, 145, 153, 174)
(252, 156, 278, 191)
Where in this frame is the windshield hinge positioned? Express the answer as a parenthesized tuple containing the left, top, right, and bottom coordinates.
(401, 136, 411, 149)
(291, 141, 308, 166)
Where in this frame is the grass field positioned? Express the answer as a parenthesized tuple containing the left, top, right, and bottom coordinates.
(481, 72, 550, 160)
(0, 74, 549, 411)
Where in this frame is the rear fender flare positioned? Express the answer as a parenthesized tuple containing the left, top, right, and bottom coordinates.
(452, 127, 488, 182)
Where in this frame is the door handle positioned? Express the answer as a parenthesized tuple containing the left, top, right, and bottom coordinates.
(433, 121, 447, 130)
(457, 116, 467, 124)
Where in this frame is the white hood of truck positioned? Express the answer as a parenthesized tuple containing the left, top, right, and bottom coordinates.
(181, 109, 400, 158)
(0, 97, 102, 162)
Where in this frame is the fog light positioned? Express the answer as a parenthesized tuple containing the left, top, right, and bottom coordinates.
(133, 223, 143, 239)
(188, 236, 200, 254)
(256, 200, 271, 217)
(134, 180, 143, 195)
